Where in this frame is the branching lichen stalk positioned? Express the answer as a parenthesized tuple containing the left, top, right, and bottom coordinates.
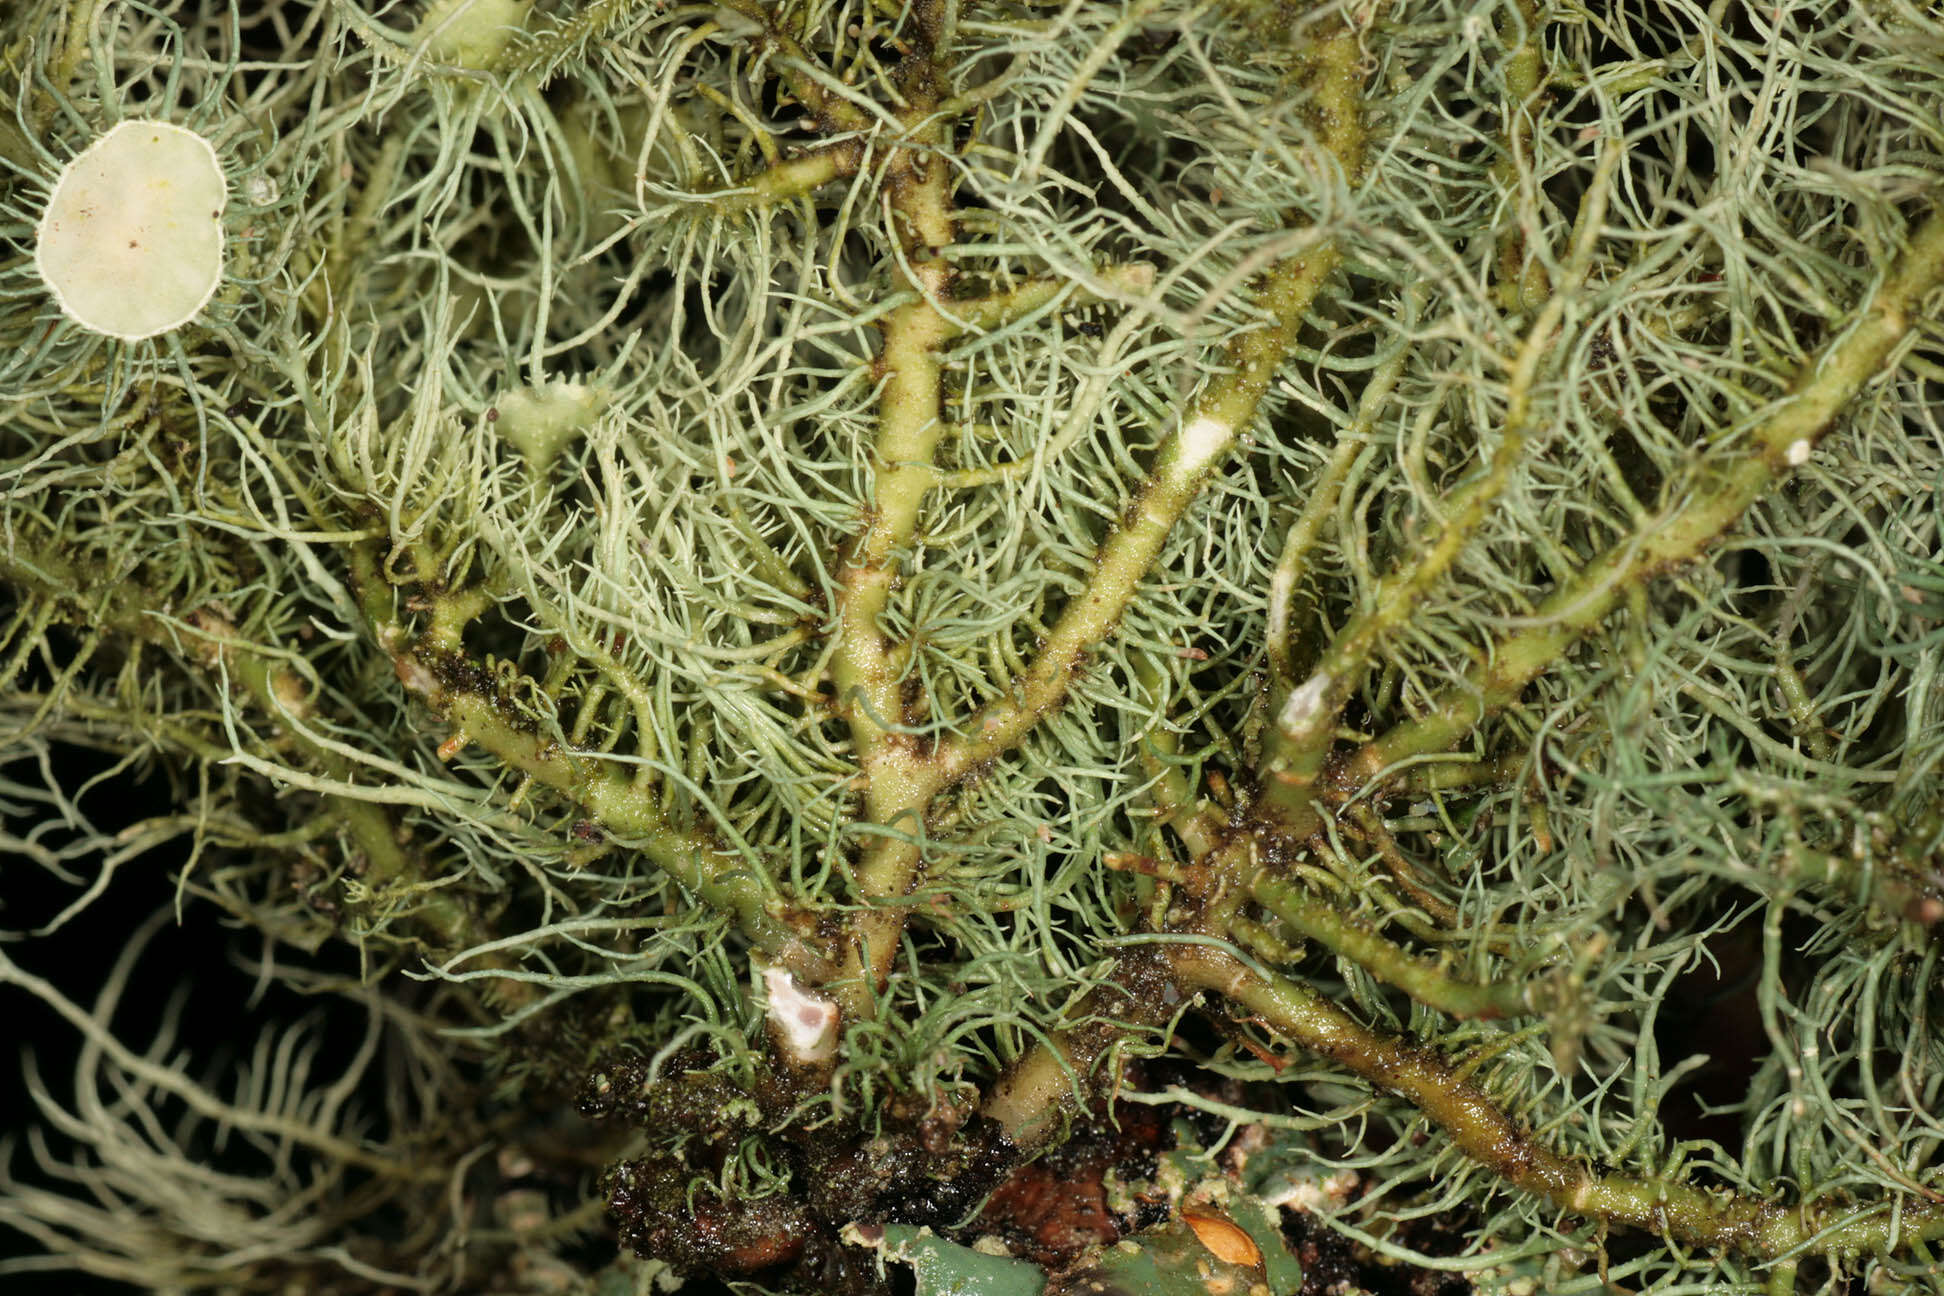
(1174, 945, 1944, 1262)
(1340, 202, 1944, 799)
(6, 0, 1944, 1291)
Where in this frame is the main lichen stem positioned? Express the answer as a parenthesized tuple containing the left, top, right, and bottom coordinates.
(828, 3, 962, 1018)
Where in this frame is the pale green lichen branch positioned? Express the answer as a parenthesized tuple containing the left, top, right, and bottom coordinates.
(0, 945, 438, 1182)
(1246, 871, 1533, 1020)
(1261, 142, 1619, 808)
(1264, 288, 1419, 690)
(1172, 944, 1944, 1262)
(828, 118, 962, 1012)
(932, 23, 1370, 788)
(1343, 199, 1944, 793)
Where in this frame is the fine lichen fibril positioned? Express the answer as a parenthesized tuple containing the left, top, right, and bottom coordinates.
(3, 1, 1944, 1293)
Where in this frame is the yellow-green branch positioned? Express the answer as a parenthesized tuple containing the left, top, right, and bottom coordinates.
(932, 26, 1368, 791)
(1339, 201, 1944, 799)
(1260, 143, 1618, 813)
(1173, 944, 1944, 1261)
(827, 62, 959, 1011)
(1247, 871, 1531, 1019)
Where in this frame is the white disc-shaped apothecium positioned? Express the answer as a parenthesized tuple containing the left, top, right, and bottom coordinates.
(34, 120, 228, 341)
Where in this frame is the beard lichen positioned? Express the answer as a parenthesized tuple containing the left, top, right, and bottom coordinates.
(2, 0, 1944, 1293)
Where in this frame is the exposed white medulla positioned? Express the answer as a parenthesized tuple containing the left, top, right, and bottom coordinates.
(1278, 671, 1333, 737)
(34, 120, 228, 341)
(1174, 415, 1232, 479)
(761, 966, 839, 1065)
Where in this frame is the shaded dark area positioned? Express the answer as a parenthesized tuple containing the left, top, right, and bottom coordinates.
(1653, 914, 1767, 1153)
(975, 1100, 1173, 1267)
(1, 740, 223, 1292)
(1284, 1209, 1473, 1296)
(0, 735, 388, 1289)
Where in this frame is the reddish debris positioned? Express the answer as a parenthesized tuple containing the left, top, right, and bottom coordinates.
(975, 1104, 1169, 1267)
